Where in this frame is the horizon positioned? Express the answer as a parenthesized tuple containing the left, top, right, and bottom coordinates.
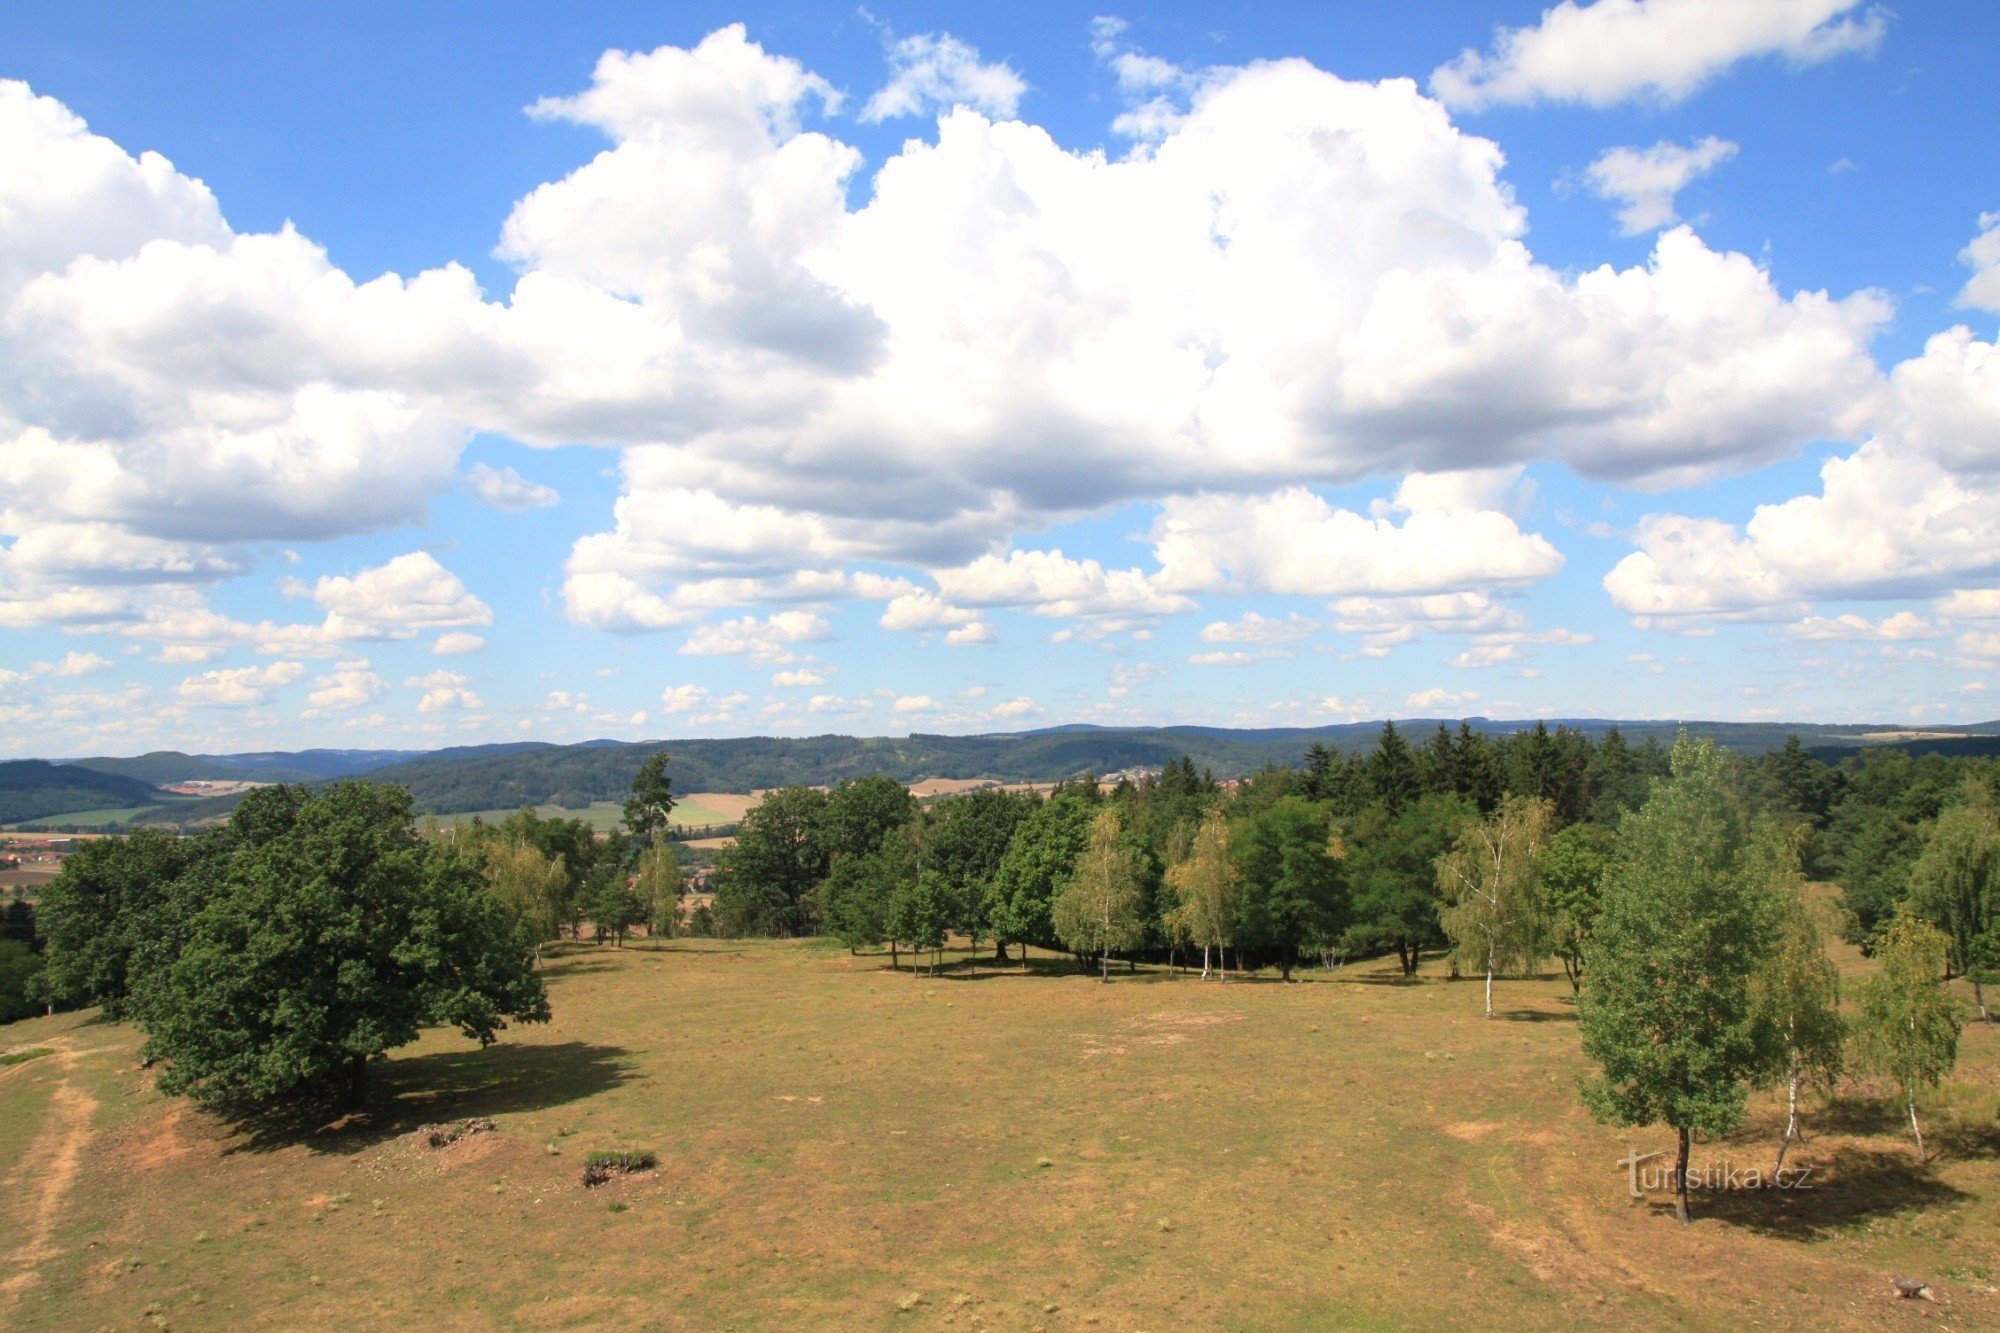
(3, 2, 1998, 758)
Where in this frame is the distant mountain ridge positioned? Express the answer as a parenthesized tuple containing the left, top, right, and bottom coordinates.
(7, 717, 1995, 830)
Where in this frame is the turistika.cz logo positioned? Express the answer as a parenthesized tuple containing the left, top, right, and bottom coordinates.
(1617, 1150, 1817, 1198)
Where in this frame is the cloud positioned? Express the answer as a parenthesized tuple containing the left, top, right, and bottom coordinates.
(1406, 686, 1480, 712)
(1432, 0, 1887, 111)
(861, 32, 1027, 123)
(659, 683, 709, 713)
(1189, 648, 1296, 667)
(404, 669, 482, 712)
(32, 651, 111, 678)
(1605, 326, 2000, 626)
(1961, 213, 2000, 314)
(680, 610, 832, 663)
(1152, 472, 1563, 598)
(462, 462, 558, 511)
(771, 667, 827, 687)
(933, 549, 1190, 620)
(1586, 137, 1738, 235)
(991, 696, 1037, 717)
(302, 551, 493, 641)
(432, 631, 485, 655)
(1109, 662, 1165, 699)
(304, 664, 386, 714)
(1780, 611, 1938, 641)
(1199, 612, 1322, 645)
(178, 660, 305, 707)
(892, 694, 939, 713)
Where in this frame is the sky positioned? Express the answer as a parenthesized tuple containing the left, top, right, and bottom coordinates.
(1, 0, 1997, 758)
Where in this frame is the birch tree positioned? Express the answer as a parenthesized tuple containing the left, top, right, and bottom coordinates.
(482, 837, 566, 965)
(1053, 809, 1147, 981)
(1903, 786, 1999, 1023)
(1748, 846, 1843, 1175)
(1437, 794, 1553, 1019)
(1166, 809, 1239, 979)
(1854, 914, 1962, 1162)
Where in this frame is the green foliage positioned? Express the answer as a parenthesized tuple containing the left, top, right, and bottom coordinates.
(888, 869, 957, 973)
(1438, 795, 1554, 1015)
(1364, 722, 1419, 815)
(820, 776, 918, 863)
(476, 836, 567, 949)
(712, 786, 831, 937)
(1853, 914, 1963, 1159)
(622, 752, 677, 842)
(1749, 860, 1844, 1133)
(926, 788, 1035, 944)
(1537, 822, 1612, 992)
(30, 827, 214, 1014)
(134, 783, 550, 1109)
(1343, 794, 1471, 976)
(1234, 796, 1346, 980)
(1577, 738, 1767, 1167)
(0, 938, 45, 1022)
(1902, 785, 1999, 1016)
(1052, 809, 1148, 979)
(988, 792, 1096, 952)
(1163, 809, 1239, 965)
(584, 861, 644, 945)
(633, 839, 685, 938)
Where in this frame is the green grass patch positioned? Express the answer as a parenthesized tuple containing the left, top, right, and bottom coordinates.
(0, 1047, 53, 1066)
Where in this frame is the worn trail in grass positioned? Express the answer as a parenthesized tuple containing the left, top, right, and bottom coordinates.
(0, 936, 1995, 1329)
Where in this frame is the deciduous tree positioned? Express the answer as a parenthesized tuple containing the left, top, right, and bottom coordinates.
(1053, 809, 1147, 981)
(1854, 914, 1963, 1161)
(1438, 794, 1553, 1018)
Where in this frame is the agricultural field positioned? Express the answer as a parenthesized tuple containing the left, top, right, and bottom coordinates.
(439, 794, 758, 835)
(2, 922, 1995, 1328)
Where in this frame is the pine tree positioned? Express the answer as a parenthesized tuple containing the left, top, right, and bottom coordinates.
(1854, 914, 1963, 1162)
(1577, 736, 1766, 1224)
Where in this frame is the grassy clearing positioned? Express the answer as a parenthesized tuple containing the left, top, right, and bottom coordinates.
(0, 929, 1994, 1328)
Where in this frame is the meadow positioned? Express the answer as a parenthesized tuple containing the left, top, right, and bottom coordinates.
(1, 926, 1995, 1329)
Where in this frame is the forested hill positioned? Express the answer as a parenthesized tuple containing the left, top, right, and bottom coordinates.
(15, 718, 2000, 827)
(158, 718, 2000, 819)
(0, 760, 158, 823)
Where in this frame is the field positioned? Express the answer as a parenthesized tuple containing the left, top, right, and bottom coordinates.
(440, 794, 757, 835)
(2, 927, 1996, 1328)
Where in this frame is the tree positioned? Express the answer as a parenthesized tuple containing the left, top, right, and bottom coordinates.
(1903, 788, 1999, 1022)
(821, 776, 918, 863)
(928, 789, 1034, 959)
(1365, 722, 1420, 814)
(1164, 808, 1239, 979)
(1234, 797, 1346, 981)
(1577, 736, 1768, 1224)
(711, 786, 831, 936)
(584, 862, 643, 946)
(1538, 822, 1611, 993)
(1438, 795, 1553, 1018)
(1, 897, 37, 946)
(478, 836, 567, 963)
(30, 827, 212, 1015)
(1344, 794, 1470, 976)
(0, 938, 43, 1023)
(1053, 809, 1148, 981)
(132, 783, 549, 1110)
(622, 752, 678, 843)
(887, 868, 956, 975)
(633, 838, 685, 939)
(989, 793, 1095, 963)
(1853, 914, 1963, 1162)
(1750, 858, 1844, 1176)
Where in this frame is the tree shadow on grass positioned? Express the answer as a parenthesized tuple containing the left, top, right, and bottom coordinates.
(1495, 1007, 1577, 1023)
(217, 1040, 639, 1157)
(1691, 1145, 1971, 1239)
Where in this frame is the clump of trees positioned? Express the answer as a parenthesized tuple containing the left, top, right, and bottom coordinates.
(29, 783, 549, 1110)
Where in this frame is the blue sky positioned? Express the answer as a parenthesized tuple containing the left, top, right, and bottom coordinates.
(1, 1, 1997, 757)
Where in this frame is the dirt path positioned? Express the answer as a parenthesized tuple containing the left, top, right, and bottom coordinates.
(0, 1045, 100, 1302)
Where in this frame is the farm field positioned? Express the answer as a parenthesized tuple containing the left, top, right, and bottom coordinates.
(1, 927, 1996, 1329)
(439, 794, 758, 834)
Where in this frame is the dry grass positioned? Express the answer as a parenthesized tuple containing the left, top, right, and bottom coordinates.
(0, 931, 1994, 1329)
